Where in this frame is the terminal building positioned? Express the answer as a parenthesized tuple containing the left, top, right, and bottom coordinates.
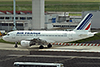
(0, 10, 81, 31)
(0, 0, 82, 32)
(0, 0, 99, 32)
(0, 10, 32, 31)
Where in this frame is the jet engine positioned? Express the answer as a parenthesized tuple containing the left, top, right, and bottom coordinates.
(21, 40, 31, 47)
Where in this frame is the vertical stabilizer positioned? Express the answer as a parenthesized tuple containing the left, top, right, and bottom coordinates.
(74, 13, 93, 32)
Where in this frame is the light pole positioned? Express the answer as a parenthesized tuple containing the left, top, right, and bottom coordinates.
(13, 0, 16, 30)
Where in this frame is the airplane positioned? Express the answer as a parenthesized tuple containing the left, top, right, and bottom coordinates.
(2, 13, 97, 49)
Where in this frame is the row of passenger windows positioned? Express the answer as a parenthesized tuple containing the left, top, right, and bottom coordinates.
(16, 34, 67, 37)
(0, 17, 32, 20)
(53, 25, 77, 27)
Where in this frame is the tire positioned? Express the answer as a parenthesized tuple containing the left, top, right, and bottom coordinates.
(14, 44, 18, 48)
(39, 45, 44, 49)
(48, 43, 52, 48)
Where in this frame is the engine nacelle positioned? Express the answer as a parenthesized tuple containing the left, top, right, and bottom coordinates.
(21, 40, 31, 47)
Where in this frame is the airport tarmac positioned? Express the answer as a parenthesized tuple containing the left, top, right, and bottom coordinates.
(0, 43, 100, 67)
(0, 42, 100, 53)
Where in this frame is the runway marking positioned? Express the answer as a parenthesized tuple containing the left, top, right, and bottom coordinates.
(8, 54, 100, 59)
(8, 55, 76, 58)
(76, 62, 100, 65)
(0, 43, 100, 53)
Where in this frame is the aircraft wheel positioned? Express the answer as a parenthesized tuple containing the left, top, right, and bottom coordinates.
(39, 45, 44, 49)
(48, 43, 52, 48)
(14, 42, 18, 48)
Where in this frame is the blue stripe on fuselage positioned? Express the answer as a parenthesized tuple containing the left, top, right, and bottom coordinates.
(77, 13, 93, 30)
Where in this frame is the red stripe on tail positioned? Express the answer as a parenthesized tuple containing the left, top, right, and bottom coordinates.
(85, 23, 91, 30)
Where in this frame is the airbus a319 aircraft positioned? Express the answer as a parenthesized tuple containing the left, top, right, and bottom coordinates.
(2, 13, 97, 49)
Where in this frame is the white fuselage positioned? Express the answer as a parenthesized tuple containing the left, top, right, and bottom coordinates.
(2, 13, 95, 43)
(3, 30, 94, 43)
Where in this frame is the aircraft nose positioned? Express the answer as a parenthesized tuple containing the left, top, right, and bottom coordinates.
(2, 36, 6, 41)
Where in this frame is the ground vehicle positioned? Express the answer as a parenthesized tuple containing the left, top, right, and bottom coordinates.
(14, 62, 64, 67)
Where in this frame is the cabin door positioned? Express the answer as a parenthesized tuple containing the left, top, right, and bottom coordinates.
(12, 33, 16, 39)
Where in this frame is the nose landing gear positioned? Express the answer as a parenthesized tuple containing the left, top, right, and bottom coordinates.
(14, 42, 18, 48)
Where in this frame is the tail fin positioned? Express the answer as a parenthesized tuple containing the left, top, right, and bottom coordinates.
(74, 13, 93, 32)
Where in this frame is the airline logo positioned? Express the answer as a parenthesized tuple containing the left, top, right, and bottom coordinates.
(17, 32, 40, 34)
(77, 13, 93, 30)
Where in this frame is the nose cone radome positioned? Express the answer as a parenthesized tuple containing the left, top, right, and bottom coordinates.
(2, 36, 7, 41)
(2, 36, 5, 40)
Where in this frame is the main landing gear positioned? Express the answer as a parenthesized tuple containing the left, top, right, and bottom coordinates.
(39, 43, 52, 49)
(39, 45, 44, 49)
(48, 43, 52, 48)
(14, 42, 18, 48)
